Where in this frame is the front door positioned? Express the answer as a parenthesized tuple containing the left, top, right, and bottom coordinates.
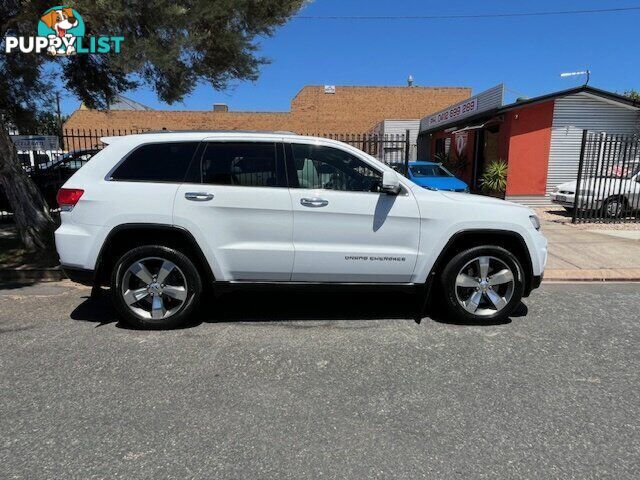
(173, 140, 294, 281)
(286, 142, 420, 283)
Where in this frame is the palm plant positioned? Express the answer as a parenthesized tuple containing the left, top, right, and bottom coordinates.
(480, 160, 508, 195)
(435, 151, 469, 177)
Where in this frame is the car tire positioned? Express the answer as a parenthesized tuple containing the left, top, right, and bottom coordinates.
(111, 245, 202, 329)
(440, 246, 524, 323)
(602, 196, 626, 219)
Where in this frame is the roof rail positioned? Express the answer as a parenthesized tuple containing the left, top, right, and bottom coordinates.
(135, 129, 300, 135)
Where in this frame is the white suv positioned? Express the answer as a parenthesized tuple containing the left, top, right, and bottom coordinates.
(55, 132, 547, 328)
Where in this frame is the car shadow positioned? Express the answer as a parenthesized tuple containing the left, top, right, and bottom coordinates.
(428, 301, 526, 326)
(0, 281, 41, 291)
(70, 288, 525, 330)
(70, 290, 121, 327)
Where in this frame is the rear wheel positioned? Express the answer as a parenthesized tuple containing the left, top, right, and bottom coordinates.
(111, 245, 202, 329)
(603, 196, 626, 219)
(440, 246, 524, 323)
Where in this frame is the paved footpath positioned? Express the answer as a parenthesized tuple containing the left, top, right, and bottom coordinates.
(543, 219, 640, 281)
(1, 281, 639, 479)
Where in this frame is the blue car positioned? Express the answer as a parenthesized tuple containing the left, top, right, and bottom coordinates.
(407, 161, 469, 192)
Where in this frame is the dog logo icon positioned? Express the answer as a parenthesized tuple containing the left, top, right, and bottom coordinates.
(37, 6, 85, 55)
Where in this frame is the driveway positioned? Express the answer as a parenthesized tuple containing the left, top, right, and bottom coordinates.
(1, 281, 639, 479)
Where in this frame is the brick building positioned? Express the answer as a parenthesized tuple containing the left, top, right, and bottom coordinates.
(63, 85, 471, 135)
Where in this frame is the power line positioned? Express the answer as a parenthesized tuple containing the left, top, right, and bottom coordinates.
(295, 6, 640, 20)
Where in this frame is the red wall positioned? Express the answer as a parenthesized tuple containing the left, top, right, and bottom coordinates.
(504, 100, 555, 196)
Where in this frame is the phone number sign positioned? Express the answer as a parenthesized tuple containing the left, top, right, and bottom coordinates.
(428, 98, 478, 127)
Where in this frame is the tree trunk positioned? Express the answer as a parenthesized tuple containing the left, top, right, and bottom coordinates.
(0, 122, 56, 251)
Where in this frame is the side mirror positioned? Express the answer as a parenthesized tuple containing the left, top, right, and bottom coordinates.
(380, 170, 401, 195)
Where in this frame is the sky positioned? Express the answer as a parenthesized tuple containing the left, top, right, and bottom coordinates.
(59, 0, 640, 115)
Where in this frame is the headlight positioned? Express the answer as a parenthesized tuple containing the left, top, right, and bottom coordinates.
(529, 215, 541, 231)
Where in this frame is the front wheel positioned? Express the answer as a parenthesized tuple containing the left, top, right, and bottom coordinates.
(440, 246, 524, 323)
(111, 245, 202, 329)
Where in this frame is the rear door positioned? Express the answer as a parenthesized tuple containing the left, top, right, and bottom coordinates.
(173, 140, 294, 281)
(285, 142, 420, 283)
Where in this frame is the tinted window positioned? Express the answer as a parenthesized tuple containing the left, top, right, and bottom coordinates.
(201, 142, 278, 187)
(35, 153, 50, 165)
(111, 142, 198, 182)
(291, 144, 382, 192)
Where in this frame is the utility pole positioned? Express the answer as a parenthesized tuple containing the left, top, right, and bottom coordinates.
(55, 92, 63, 134)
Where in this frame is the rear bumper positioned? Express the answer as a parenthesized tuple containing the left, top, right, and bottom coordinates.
(61, 265, 95, 286)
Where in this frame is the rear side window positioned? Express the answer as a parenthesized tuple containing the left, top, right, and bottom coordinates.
(201, 142, 280, 187)
(111, 142, 199, 182)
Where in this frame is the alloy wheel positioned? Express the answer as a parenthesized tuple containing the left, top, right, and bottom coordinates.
(121, 257, 188, 320)
(454, 256, 515, 316)
(605, 199, 623, 218)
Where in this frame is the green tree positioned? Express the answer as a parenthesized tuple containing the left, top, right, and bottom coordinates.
(0, 0, 304, 250)
(623, 89, 640, 101)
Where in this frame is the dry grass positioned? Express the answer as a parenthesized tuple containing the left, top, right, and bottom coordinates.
(0, 225, 59, 269)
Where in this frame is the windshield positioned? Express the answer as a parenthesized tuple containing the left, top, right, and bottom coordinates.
(410, 165, 452, 178)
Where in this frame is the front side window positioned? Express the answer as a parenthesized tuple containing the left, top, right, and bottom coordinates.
(291, 144, 382, 192)
(111, 142, 198, 182)
(201, 142, 279, 187)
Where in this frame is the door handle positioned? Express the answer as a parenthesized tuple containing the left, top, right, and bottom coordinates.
(300, 197, 329, 208)
(185, 192, 214, 201)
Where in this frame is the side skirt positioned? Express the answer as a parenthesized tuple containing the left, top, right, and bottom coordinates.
(215, 280, 420, 293)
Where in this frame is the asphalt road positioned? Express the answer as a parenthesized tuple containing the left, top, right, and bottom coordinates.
(0, 281, 639, 479)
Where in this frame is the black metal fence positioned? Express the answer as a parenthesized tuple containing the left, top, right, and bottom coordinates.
(1, 129, 149, 221)
(572, 130, 640, 223)
(303, 131, 414, 174)
(1, 129, 415, 222)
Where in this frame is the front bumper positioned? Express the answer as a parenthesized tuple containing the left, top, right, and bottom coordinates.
(524, 273, 543, 297)
(61, 265, 95, 286)
(550, 193, 604, 209)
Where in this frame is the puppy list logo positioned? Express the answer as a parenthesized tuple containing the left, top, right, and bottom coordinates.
(5, 6, 124, 55)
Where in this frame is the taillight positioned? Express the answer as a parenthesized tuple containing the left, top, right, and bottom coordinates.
(57, 188, 84, 211)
